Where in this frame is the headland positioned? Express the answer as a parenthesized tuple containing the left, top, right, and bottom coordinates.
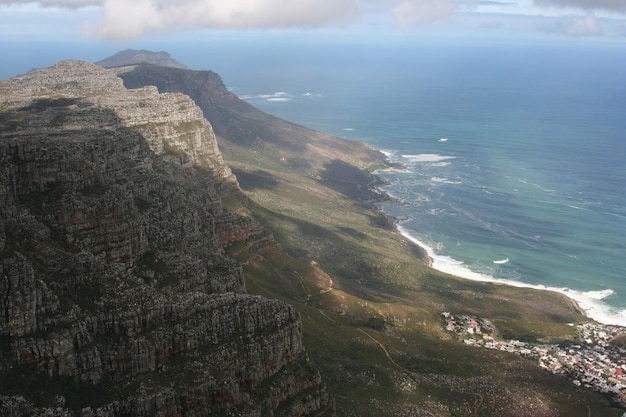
(1, 53, 623, 417)
(108, 54, 625, 416)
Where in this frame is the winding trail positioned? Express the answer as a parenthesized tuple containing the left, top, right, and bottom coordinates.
(356, 328, 486, 416)
(315, 304, 488, 416)
(357, 328, 402, 369)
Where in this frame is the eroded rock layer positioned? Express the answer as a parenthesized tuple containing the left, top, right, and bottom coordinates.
(0, 60, 332, 417)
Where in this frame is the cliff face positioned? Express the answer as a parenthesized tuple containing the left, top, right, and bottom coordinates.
(0, 60, 331, 416)
(109, 63, 388, 174)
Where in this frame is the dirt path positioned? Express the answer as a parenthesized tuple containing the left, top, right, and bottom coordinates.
(357, 328, 402, 368)
(357, 328, 486, 416)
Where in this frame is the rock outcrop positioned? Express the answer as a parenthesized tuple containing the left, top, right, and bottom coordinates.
(0, 60, 332, 416)
(105, 63, 388, 175)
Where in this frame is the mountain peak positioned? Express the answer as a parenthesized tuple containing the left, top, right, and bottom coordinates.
(96, 49, 189, 69)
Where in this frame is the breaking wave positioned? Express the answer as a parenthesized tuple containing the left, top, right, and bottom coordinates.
(401, 153, 458, 163)
(396, 223, 626, 327)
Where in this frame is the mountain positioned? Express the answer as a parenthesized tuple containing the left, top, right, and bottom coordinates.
(95, 49, 189, 70)
(0, 60, 331, 416)
(96, 55, 624, 416)
(104, 62, 390, 196)
(0, 54, 621, 417)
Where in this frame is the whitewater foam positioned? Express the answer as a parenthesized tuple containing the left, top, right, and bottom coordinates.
(430, 177, 462, 185)
(240, 91, 292, 102)
(401, 154, 457, 163)
(396, 223, 626, 327)
(517, 178, 556, 193)
(584, 289, 615, 300)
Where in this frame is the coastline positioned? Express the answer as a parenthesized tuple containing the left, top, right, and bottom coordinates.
(371, 164, 626, 329)
(560, 293, 586, 317)
(394, 219, 626, 328)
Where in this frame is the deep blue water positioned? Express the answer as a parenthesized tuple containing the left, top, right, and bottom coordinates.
(196, 39, 626, 326)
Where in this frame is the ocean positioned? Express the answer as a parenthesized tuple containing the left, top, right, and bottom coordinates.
(190, 37, 626, 326)
(3, 37, 625, 326)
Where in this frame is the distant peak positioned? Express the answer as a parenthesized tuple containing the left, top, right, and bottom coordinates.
(96, 49, 190, 70)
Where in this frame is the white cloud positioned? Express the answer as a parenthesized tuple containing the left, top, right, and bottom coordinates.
(391, 0, 456, 27)
(0, 0, 362, 40)
(1, 0, 466, 40)
(90, 0, 361, 39)
(95, 0, 161, 40)
(560, 11, 604, 36)
(6, 0, 620, 40)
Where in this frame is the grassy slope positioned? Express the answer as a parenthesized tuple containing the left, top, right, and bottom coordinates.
(115, 65, 621, 416)
(218, 130, 622, 417)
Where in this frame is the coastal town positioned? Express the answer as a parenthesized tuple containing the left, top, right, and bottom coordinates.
(442, 312, 626, 410)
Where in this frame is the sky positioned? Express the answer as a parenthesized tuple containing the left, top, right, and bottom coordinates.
(1, 0, 625, 78)
(1, 0, 626, 42)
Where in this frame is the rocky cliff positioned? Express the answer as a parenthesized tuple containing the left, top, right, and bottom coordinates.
(106, 63, 389, 177)
(92, 53, 626, 417)
(0, 60, 332, 416)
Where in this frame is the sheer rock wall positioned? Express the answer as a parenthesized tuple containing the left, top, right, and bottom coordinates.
(0, 60, 332, 417)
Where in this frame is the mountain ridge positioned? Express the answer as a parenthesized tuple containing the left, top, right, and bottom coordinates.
(0, 60, 332, 417)
(95, 49, 189, 70)
(0, 52, 622, 417)
(100, 50, 625, 417)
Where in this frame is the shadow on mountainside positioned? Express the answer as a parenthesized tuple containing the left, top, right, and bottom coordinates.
(113, 63, 387, 169)
(0, 96, 332, 416)
(97, 58, 625, 417)
(231, 168, 280, 190)
(116, 64, 307, 152)
(318, 159, 390, 206)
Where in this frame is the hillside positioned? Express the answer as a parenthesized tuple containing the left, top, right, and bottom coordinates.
(0, 60, 331, 416)
(0, 53, 621, 417)
(100, 54, 624, 416)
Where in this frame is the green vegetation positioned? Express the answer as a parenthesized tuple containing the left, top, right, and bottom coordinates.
(162, 140, 186, 157)
(111, 64, 623, 415)
(174, 119, 203, 134)
(0, 364, 132, 412)
(217, 126, 622, 416)
(492, 319, 579, 343)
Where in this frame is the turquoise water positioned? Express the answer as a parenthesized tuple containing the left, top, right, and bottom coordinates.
(198, 39, 626, 326)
